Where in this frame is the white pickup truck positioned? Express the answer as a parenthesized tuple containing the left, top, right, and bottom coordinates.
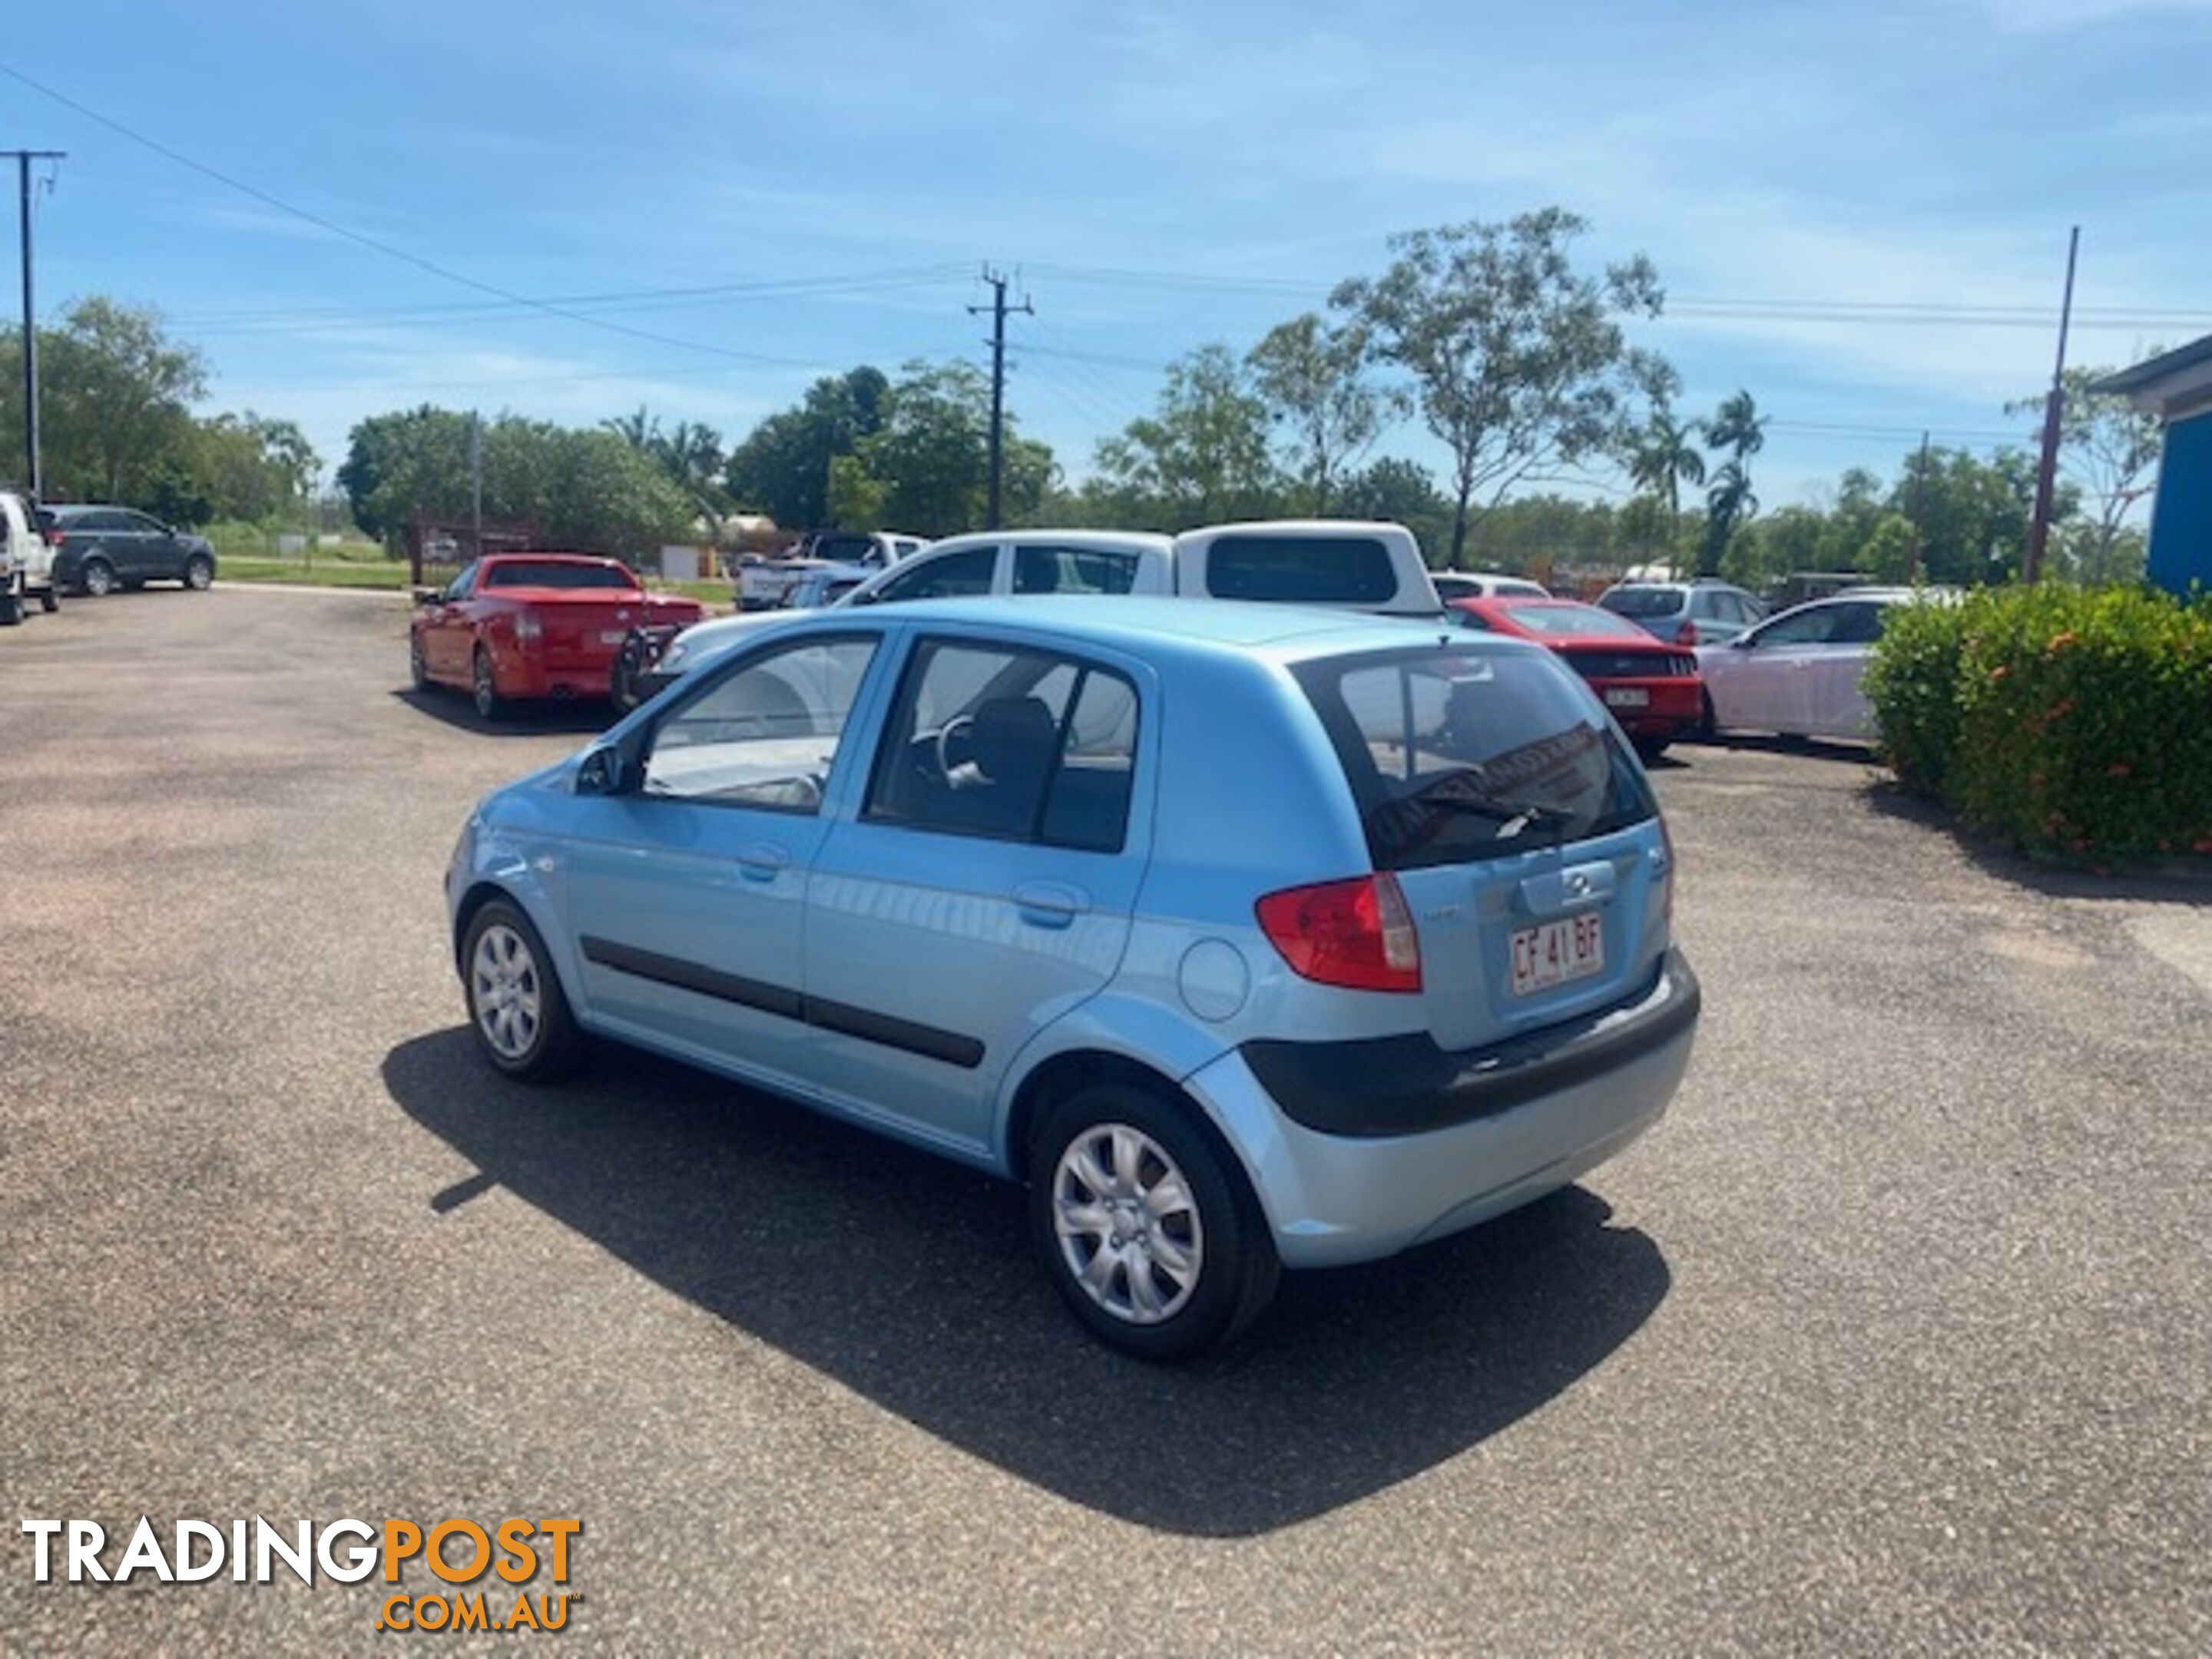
(636, 519, 1442, 698)
(0, 491, 61, 626)
(735, 530, 929, 611)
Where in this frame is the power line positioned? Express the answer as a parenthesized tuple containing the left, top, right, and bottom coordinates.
(0, 61, 838, 368)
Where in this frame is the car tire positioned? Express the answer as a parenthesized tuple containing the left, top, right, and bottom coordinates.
(38, 588, 58, 614)
(1634, 737, 1670, 763)
(0, 586, 20, 627)
(472, 646, 505, 721)
(1697, 690, 1718, 742)
(461, 899, 584, 1083)
(80, 558, 114, 598)
(184, 555, 214, 591)
(1028, 1081, 1280, 1361)
(409, 631, 432, 691)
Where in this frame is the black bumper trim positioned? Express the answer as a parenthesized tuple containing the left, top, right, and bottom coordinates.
(1240, 949, 1700, 1139)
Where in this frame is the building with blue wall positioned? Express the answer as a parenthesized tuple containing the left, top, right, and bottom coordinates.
(2091, 336, 2212, 598)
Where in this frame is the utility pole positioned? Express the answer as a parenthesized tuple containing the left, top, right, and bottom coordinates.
(968, 266, 1031, 531)
(469, 409, 484, 555)
(8, 150, 65, 498)
(2024, 226, 2080, 585)
(1907, 429, 1930, 583)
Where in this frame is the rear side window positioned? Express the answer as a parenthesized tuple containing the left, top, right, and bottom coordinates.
(1293, 646, 1656, 872)
(1600, 587, 1685, 620)
(1204, 535, 1396, 604)
(1014, 545, 1138, 595)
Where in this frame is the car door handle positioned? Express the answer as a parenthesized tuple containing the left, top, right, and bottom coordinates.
(735, 843, 790, 881)
(1012, 882, 1090, 928)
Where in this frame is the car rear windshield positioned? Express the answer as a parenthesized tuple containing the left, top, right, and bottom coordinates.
(1599, 587, 1686, 618)
(1204, 535, 1397, 604)
(483, 561, 635, 590)
(1498, 601, 1650, 639)
(812, 535, 879, 563)
(1293, 645, 1657, 872)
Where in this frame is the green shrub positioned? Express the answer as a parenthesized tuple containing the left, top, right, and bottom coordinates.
(1867, 584, 2212, 862)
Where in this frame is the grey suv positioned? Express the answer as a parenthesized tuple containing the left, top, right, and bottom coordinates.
(1598, 578, 1766, 646)
(43, 505, 218, 596)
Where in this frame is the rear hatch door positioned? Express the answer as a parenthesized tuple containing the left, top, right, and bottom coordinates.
(1292, 641, 1670, 1051)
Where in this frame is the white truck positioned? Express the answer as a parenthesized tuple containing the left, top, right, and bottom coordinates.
(736, 530, 929, 611)
(640, 519, 1443, 696)
(0, 491, 61, 626)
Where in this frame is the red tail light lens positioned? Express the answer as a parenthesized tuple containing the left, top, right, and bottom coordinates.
(1674, 619, 1698, 646)
(1256, 874, 1422, 994)
(42, 528, 64, 548)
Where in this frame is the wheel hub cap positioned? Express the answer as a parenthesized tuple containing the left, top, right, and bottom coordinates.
(1052, 1123, 1203, 1326)
(470, 925, 541, 1060)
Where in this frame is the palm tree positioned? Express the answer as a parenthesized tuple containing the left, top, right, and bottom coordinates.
(1699, 390, 1767, 575)
(1629, 410, 1706, 578)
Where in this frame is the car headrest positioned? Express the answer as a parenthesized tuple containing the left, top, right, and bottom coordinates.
(970, 696, 1059, 790)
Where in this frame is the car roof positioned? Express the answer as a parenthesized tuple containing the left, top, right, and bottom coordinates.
(801, 594, 1467, 664)
(921, 528, 1174, 555)
(482, 551, 627, 565)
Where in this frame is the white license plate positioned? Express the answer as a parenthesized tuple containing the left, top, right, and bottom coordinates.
(1511, 914, 1605, 996)
(599, 630, 629, 644)
(1603, 687, 1650, 708)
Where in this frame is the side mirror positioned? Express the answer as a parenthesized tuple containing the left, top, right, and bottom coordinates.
(575, 742, 637, 796)
(412, 588, 442, 606)
(1732, 635, 1754, 649)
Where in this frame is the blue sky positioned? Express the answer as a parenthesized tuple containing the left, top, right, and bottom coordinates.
(10, 0, 2212, 510)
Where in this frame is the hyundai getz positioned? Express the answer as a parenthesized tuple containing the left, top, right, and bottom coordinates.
(445, 598, 1699, 1359)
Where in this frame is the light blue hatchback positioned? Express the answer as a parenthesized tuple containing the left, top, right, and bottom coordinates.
(446, 597, 1700, 1358)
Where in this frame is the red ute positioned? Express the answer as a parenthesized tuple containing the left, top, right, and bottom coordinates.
(1449, 596, 1704, 759)
(409, 554, 707, 720)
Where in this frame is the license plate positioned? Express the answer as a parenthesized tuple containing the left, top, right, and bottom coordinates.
(1511, 914, 1605, 996)
(599, 630, 629, 644)
(1603, 687, 1650, 708)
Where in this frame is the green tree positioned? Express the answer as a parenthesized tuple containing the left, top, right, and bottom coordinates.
(336, 406, 478, 543)
(0, 297, 207, 503)
(1334, 455, 1455, 563)
(1094, 343, 1280, 527)
(1887, 445, 2070, 586)
(1627, 406, 1706, 578)
(1333, 208, 1664, 567)
(826, 452, 884, 531)
(1245, 313, 1383, 515)
(1857, 512, 1918, 583)
(723, 366, 891, 529)
(1816, 468, 1886, 571)
(1698, 389, 1766, 575)
(2005, 360, 2164, 584)
(604, 406, 727, 524)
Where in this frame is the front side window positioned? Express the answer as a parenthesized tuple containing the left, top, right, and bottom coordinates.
(866, 641, 1137, 851)
(1750, 605, 1846, 647)
(643, 637, 879, 811)
(871, 546, 998, 604)
(1295, 645, 1655, 871)
(445, 562, 480, 601)
(1204, 535, 1396, 604)
(1014, 545, 1138, 595)
(125, 511, 169, 535)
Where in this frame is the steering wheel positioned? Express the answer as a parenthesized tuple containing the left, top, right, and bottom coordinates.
(934, 714, 979, 780)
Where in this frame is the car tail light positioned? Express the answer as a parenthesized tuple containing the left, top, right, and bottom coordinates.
(1674, 619, 1698, 647)
(41, 527, 63, 548)
(513, 613, 542, 645)
(1256, 874, 1422, 994)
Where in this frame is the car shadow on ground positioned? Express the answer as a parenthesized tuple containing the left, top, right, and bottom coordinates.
(382, 1028, 1671, 1536)
(389, 687, 618, 739)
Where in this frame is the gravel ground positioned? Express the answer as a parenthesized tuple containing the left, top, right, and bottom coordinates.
(2, 587, 2206, 1655)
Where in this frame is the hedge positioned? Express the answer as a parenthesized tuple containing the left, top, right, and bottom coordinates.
(1865, 584, 2212, 863)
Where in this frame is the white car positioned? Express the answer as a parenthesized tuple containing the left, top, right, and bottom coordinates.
(737, 531, 929, 610)
(649, 521, 1441, 691)
(1431, 571, 1548, 602)
(1695, 588, 1945, 743)
(0, 491, 60, 624)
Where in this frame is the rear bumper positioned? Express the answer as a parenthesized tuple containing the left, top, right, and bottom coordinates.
(497, 651, 617, 702)
(1190, 950, 1698, 1267)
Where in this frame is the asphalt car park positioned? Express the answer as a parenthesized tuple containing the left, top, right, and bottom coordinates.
(3, 588, 2207, 1652)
